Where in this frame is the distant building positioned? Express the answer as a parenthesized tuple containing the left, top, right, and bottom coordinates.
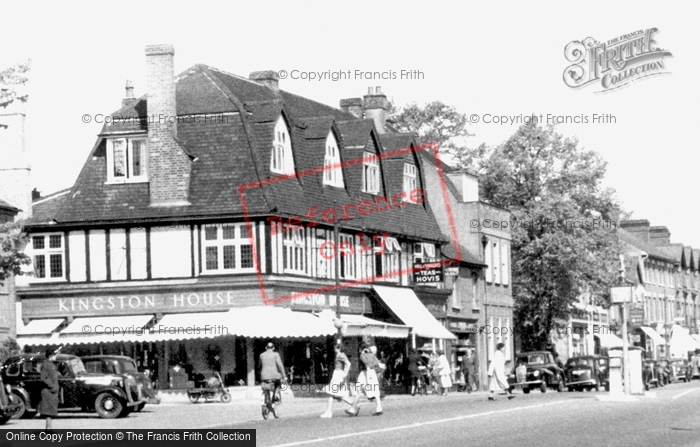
(418, 153, 514, 389)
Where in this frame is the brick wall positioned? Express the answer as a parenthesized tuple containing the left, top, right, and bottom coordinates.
(145, 44, 191, 206)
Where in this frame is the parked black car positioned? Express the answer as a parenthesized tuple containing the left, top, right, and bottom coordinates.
(563, 355, 609, 392)
(2, 354, 145, 419)
(0, 375, 21, 424)
(81, 355, 161, 411)
(668, 359, 691, 383)
(508, 351, 565, 393)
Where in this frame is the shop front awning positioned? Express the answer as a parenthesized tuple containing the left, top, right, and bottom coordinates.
(595, 333, 624, 348)
(372, 285, 456, 340)
(670, 325, 700, 356)
(146, 312, 230, 341)
(639, 326, 666, 345)
(340, 314, 410, 339)
(224, 307, 335, 338)
(16, 318, 65, 336)
(58, 315, 155, 345)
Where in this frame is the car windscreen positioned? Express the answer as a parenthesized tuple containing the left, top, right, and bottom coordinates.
(122, 360, 138, 373)
(567, 358, 592, 367)
(67, 358, 87, 375)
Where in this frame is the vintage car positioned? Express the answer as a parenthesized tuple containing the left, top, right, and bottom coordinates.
(563, 355, 609, 392)
(2, 353, 145, 419)
(81, 355, 161, 411)
(508, 351, 565, 393)
(668, 359, 691, 383)
(0, 375, 21, 424)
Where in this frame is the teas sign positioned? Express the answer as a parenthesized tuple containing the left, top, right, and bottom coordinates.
(413, 262, 443, 283)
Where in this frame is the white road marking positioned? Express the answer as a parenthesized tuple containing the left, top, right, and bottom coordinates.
(267, 400, 571, 447)
(671, 388, 700, 400)
(198, 410, 326, 429)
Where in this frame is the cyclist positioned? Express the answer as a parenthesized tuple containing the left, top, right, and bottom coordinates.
(260, 342, 287, 418)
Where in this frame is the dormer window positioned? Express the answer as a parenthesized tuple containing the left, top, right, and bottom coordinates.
(323, 132, 344, 187)
(403, 163, 418, 202)
(106, 138, 147, 183)
(271, 116, 295, 175)
(362, 152, 380, 194)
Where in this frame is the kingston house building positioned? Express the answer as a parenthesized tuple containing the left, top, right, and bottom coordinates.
(16, 45, 456, 390)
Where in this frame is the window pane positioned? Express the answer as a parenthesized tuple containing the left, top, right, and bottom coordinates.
(223, 245, 236, 269)
(241, 245, 253, 268)
(205, 226, 218, 240)
(222, 225, 236, 240)
(49, 254, 63, 278)
(205, 247, 218, 270)
(113, 140, 126, 177)
(49, 235, 62, 249)
(240, 225, 250, 239)
(131, 140, 143, 177)
(34, 255, 46, 278)
(32, 236, 45, 250)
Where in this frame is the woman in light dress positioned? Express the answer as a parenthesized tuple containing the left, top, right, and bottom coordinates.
(321, 345, 355, 418)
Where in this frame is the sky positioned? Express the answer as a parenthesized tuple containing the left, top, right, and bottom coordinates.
(1, 0, 699, 247)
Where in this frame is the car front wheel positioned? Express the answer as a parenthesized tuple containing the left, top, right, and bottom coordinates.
(94, 393, 125, 419)
(11, 393, 36, 420)
(556, 376, 564, 393)
(523, 387, 531, 394)
(540, 382, 547, 393)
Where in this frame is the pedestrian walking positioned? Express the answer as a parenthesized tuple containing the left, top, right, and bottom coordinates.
(320, 345, 354, 418)
(38, 349, 59, 430)
(437, 350, 452, 396)
(691, 349, 700, 380)
(464, 349, 477, 393)
(428, 352, 440, 394)
(487, 343, 514, 401)
(407, 348, 424, 396)
(347, 343, 383, 416)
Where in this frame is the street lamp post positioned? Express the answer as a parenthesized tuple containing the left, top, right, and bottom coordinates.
(334, 221, 342, 345)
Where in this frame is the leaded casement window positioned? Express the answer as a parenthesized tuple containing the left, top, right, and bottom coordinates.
(201, 224, 255, 273)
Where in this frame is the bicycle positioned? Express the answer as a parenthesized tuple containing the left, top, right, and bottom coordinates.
(261, 380, 283, 420)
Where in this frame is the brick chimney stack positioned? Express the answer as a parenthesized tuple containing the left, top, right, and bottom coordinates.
(339, 98, 363, 119)
(649, 226, 671, 246)
(249, 71, 279, 93)
(620, 220, 651, 243)
(363, 86, 390, 133)
(122, 80, 138, 108)
(145, 44, 190, 206)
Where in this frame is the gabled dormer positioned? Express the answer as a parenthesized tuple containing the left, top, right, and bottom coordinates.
(361, 132, 383, 196)
(271, 114, 295, 175)
(106, 137, 148, 183)
(323, 130, 344, 188)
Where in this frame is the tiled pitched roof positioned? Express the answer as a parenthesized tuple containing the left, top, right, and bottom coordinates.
(25, 189, 71, 226)
(0, 197, 20, 212)
(618, 229, 678, 264)
(33, 64, 444, 242)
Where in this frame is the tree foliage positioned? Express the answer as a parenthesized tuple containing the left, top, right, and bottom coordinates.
(389, 101, 474, 166)
(470, 123, 623, 350)
(0, 60, 31, 109)
(0, 222, 31, 286)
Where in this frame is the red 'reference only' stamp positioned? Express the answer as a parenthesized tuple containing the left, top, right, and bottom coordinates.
(237, 142, 462, 305)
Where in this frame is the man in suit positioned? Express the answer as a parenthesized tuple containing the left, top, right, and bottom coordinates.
(259, 342, 287, 417)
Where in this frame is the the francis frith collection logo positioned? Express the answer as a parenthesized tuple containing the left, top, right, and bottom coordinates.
(563, 28, 672, 93)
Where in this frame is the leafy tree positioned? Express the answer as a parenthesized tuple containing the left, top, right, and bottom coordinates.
(0, 222, 31, 286)
(471, 123, 623, 350)
(0, 337, 20, 363)
(389, 101, 474, 166)
(0, 60, 31, 109)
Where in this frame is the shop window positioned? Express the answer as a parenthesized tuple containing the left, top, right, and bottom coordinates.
(362, 152, 380, 194)
(284, 226, 306, 274)
(201, 223, 255, 274)
(339, 234, 355, 279)
(271, 116, 295, 175)
(106, 138, 147, 183)
(403, 163, 418, 202)
(31, 233, 65, 281)
(374, 236, 400, 282)
(323, 132, 344, 187)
